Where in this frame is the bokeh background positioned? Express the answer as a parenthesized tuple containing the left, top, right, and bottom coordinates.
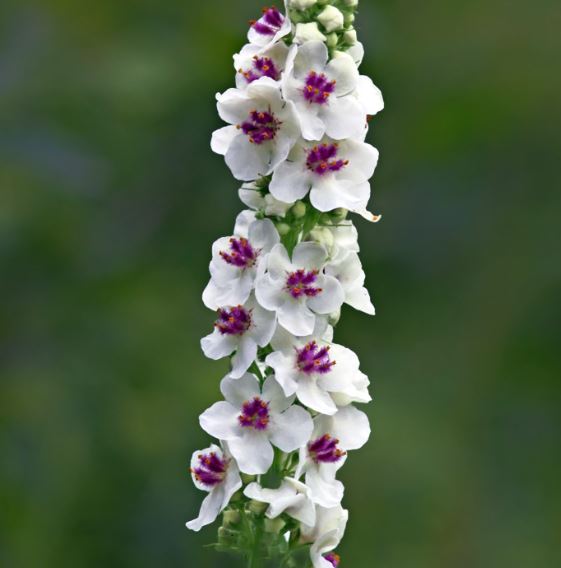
(1, 0, 560, 566)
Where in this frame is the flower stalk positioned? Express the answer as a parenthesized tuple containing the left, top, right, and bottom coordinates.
(187, 1, 384, 566)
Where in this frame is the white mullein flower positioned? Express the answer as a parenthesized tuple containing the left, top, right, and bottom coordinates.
(247, 2, 292, 49)
(244, 477, 316, 526)
(200, 294, 276, 379)
(300, 504, 348, 568)
(269, 136, 378, 214)
(317, 6, 345, 33)
(234, 41, 290, 89)
(238, 182, 292, 217)
(282, 42, 365, 141)
(294, 22, 327, 44)
(325, 248, 375, 315)
(266, 334, 366, 415)
(199, 373, 313, 475)
(202, 213, 280, 310)
(255, 242, 345, 337)
(295, 405, 370, 507)
(186, 443, 242, 532)
(211, 77, 300, 182)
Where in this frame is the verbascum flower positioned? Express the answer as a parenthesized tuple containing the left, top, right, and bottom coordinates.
(187, 1, 384, 566)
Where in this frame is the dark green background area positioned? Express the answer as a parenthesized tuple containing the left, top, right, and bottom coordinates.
(1, 0, 560, 566)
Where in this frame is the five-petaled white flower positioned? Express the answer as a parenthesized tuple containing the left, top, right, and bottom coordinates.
(199, 373, 313, 475)
(211, 77, 300, 182)
(255, 242, 345, 337)
(282, 42, 365, 141)
(244, 477, 316, 526)
(295, 405, 370, 507)
(203, 213, 279, 310)
(266, 335, 366, 415)
(234, 41, 290, 89)
(201, 294, 276, 379)
(247, 3, 292, 49)
(269, 136, 378, 214)
(186, 443, 242, 532)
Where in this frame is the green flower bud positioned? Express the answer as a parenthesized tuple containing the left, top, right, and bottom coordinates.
(276, 223, 291, 236)
(247, 500, 269, 515)
(331, 208, 348, 222)
(326, 32, 339, 48)
(222, 510, 241, 527)
(264, 517, 286, 534)
(317, 5, 345, 32)
(291, 201, 307, 219)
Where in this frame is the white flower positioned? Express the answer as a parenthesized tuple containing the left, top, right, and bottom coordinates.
(330, 368, 371, 407)
(266, 335, 366, 415)
(200, 294, 276, 379)
(317, 6, 344, 33)
(234, 41, 290, 89)
(290, 0, 317, 9)
(247, 3, 292, 49)
(295, 405, 370, 507)
(239, 182, 292, 217)
(244, 477, 316, 526)
(301, 505, 348, 568)
(309, 221, 360, 256)
(294, 22, 327, 44)
(325, 248, 375, 315)
(344, 28, 358, 45)
(282, 42, 364, 141)
(354, 74, 384, 117)
(211, 77, 300, 182)
(186, 443, 242, 532)
(255, 242, 345, 337)
(269, 136, 378, 213)
(202, 215, 280, 309)
(199, 373, 313, 475)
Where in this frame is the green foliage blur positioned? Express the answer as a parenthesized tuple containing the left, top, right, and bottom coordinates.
(1, 0, 560, 566)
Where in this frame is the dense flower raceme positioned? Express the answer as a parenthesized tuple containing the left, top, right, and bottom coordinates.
(188, 1, 383, 566)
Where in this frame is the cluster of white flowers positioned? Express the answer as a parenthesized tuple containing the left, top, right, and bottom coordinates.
(187, 2, 383, 566)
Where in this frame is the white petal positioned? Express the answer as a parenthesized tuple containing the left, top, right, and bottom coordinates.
(229, 430, 274, 475)
(266, 351, 300, 397)
(211, 125, 239, 155)
(346, 284, 375, 315)
(307, 276, 345, 315)
(248, 219, 280, 252)
(231, 336, 258, 378)
(234, 210, 257, 236)
(266, 243, 293, 279)
(339, 139, 378, 183)
(356, 75, 384, 115)
(216, 88, 254, 124)
(326, 52, 359, 96)
(225, 134, 273, 181)
(297, 103, 326, 141)
(186, 485, 225, 532)
(262, 375, 294, 413)
(293, 40, 329, 80)
(306, 467, 344, 508)
(199, 401, 240, 440)
(292, 242, 327, 271)
(279, 299, 316, 337)
(297, 377, 338, 415)
(270, 405, 313, 452)
(201, 329, 238, 360)
(220, 373, 260, 406)
(322, 96, 366, 140)
(255, 275, 285, 311)
(269, 159, 311, 203)
(249, 302, 277, 347)
(319, 405, 371, 451)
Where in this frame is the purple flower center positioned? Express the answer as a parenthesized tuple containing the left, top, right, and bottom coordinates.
(303, 71, 336, 105)
(190, 452, 228, 488)
(308, 435, 346, 464)
(324, 553, 341, 567)
(296, 341, 336, 375)
(250, 6, 284, 37)
(239, 110, 280, 145)
(306, 144, 349, 176)
(238, 397, 270, 431)
(285, 269, 322, 299)
(240, 56, 280, 83)
(215, 306, 252, 335)
(220, 237, 257, 268)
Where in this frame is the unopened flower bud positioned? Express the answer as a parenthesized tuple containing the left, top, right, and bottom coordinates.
(218, 527, 239, 547)
(326, 32, 339, 49)
(317, 6, 345, 32)
(290, 0, 317, 9)
(329, 308, 341, 326)
(344, 0, 359, 6)
(222, 510, 241, 527)
(344, 28, 358, 45)
(247, 500, 269, 515)
(291, 201, 307, 219)
(309, 226, 335, 251)
(264, 517, 286, 533)
(276, 222, 291, 236)
(294, 22, 327, 44)
(344, 12, 356, 26)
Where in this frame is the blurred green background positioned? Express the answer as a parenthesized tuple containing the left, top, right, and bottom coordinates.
(1, 0, 560, 566)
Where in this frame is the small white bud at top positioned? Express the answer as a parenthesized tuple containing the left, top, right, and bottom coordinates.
(317, 5, 345, 32)
(294, 22, 327, 44)
(343, 0, 359, 7)
(289, 0, 317, 9)
(344, 28, 358, 45)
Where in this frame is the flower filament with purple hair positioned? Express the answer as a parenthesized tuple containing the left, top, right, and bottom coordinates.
(306, 144, 349, 176)
(220, 237, 257, 268)
(285, 269, 322, 299)
(308, 434, 346, 464)
(238, 397, 270, 431)
(239, 109, 281, 145)
(191, 452, 228, 488)
(250, 6, 284, 37)
(303, 71, 336, 105)
(215, 306, 252, 335)
(324, 552, 341, 567)
(240, 56, 281, 83)
(296, 341, 336, 375)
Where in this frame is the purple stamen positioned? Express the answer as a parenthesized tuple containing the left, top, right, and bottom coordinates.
(239, 109, 280, 145)
(285, 269, 322, 299)
(324, 553, 341, 567)
(296, 341, 336, 375)
(190, 452, 228, 488)
(303, 71, 336, 105)
(306, 144, 349, 176)
(250, 6, 284, 37)
(220, 237, 257, 268)
(308, 435, 346, 464)
(240, 56, 280, 83)
(215, 306, 252, 335)
(238, 397, 270, 431)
